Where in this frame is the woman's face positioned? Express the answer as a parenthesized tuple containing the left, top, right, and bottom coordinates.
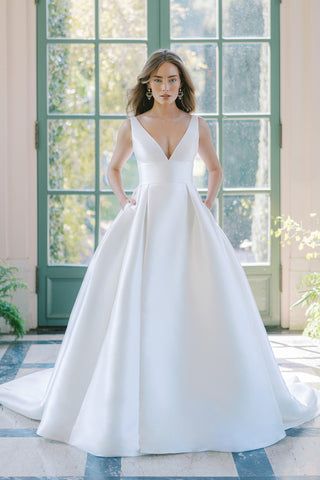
(148, 62, 181, 105)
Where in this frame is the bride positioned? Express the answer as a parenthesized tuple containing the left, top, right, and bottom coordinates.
(0, 49, 319, 458)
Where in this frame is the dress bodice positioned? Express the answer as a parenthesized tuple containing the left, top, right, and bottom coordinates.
(130, 114, 199, 185)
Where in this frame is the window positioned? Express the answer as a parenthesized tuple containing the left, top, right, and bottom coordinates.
(37, 0, 280, 325)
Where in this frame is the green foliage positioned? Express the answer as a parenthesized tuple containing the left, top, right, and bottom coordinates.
(0, 301, 26, 338)
(271, 212, 320, 339)
(290, 273, 320, 339)
(0, 262, 28, 339)
(271, 213, 320, 258)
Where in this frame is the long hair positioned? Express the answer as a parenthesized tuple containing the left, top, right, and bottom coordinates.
(126, 49, 196, 116)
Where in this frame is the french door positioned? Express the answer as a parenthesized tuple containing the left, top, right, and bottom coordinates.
(37, 0, 280, 326)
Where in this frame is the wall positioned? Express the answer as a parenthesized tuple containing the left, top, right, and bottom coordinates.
(0, 0, 37, 332)
(0, 0, 319, 331)
(280, 0, 320, 329)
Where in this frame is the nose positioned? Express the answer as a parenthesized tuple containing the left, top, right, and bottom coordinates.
(161, 81, 170, 91)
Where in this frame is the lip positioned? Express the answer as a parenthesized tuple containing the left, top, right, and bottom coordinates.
(161, 95, 170, 98)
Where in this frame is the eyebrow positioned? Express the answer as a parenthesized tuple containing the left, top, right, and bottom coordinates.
(152, 75, 178, 78)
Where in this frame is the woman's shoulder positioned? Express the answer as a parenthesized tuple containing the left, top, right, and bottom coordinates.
(190, 113, 206, 125)
(196, 114, 207, 125)
(117, 117, 132, 141)
(196, 115, 210, 131)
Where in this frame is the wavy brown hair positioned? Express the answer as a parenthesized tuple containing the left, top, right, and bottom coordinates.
(126, 49, 196, 116)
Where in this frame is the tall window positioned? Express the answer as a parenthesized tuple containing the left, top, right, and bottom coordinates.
(37, 0, 280, 326)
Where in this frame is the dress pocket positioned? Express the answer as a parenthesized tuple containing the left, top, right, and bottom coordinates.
(122, 202, 131, 211)
(122, 201, 137, 212)
(202, 202, 212, 213)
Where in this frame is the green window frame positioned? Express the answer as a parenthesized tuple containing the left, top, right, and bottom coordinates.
(36, 0, 280, 326)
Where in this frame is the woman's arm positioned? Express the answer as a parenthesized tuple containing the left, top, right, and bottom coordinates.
(198, 116, 223, 209)
(107, 119, 136, 209)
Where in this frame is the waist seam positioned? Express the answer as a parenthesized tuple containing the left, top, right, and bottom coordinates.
(139, 180, 194, 185)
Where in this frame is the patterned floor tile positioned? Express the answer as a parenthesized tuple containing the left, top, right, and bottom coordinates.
(0, 404, 39, 428)
(0, 437, 86, 477)
(121, 451, 237, 477)
(23, 344, 61, 364)
(0, 333, 319, 479)
(266, 436, 320, 476)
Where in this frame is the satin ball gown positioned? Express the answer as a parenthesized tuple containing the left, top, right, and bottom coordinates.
(0, 113, 320, 457)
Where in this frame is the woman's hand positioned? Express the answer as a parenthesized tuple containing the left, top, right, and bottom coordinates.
(203, 198, 212, 210)
(120, 196, 137, 209)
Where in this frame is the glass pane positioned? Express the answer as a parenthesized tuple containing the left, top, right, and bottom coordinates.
(171, 0, 218, 38)
(100, 44, 147, 114)
(171, 43, 218, 114)
(47, 0, 95, 39)
(48, 44, 95, 114)
(48, 194, 95, 265)
(223, 119, 270, 188)
(48, 119, 95, 190)
(193, 119, 218, 188)
(100, 0, 146, 38)
(100, 120, 139, 191)
(223, 0, 270, 38)
(100, 194, 122, 240)
(223, 43, 270, 114)
(223, 194, 270, 264)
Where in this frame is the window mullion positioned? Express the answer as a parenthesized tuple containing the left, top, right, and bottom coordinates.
(94, 0, 100, 250)
(148, 0, 162, 51)
(218, 0, 223, 227)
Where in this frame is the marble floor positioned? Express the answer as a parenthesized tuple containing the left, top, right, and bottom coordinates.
(0, 331, 320, 479)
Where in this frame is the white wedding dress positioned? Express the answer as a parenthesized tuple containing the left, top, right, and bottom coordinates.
(0, 114, 320, 457)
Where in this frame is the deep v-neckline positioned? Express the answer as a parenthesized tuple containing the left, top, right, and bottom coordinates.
(134, 114, 194, 161)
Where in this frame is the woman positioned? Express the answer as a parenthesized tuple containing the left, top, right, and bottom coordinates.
(108, 49, 222, 212)
(0, 49, 319, 458)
